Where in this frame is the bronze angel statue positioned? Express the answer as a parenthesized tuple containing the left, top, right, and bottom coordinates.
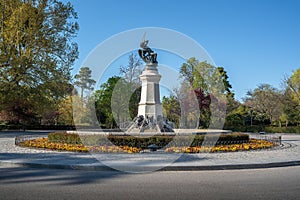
(138, 33, 158, 64)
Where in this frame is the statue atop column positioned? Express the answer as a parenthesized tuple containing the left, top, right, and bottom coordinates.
(126, 33, 174, 133)
(138, 33, 158, 64)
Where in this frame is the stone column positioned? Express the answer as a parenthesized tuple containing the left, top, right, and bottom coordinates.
(138, 62, 162, 120)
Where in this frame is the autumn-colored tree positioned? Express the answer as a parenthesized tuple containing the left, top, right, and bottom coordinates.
(57, 96, 74, 125)
(0, 0, 78, 125)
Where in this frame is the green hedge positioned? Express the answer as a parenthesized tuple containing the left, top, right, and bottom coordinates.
(224, 125, 300, 133)
(224, 125, 265, 133)
(107, 135, 174, 149)
(47, 132, 249, 148)
(189, 133, 249, 147)
(265, 126, 300, 133)
(48, 132, 82, 144)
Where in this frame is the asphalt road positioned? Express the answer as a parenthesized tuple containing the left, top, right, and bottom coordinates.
(0, 166, 299, 200)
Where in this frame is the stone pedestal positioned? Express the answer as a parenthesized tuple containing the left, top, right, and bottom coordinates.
(138, 63, 162, 119)
(126, 36, 173, 133)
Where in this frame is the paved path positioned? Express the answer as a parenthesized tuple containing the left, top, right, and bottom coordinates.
(1, 166, 299, 200)
(0, 132, 299, 172)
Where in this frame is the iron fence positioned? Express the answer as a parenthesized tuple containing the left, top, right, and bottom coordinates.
(252, 134, 282, 146)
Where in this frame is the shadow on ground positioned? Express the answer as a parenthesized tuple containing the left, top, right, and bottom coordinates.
(0, 131, 52, 138)
(0, 166, 128, 185)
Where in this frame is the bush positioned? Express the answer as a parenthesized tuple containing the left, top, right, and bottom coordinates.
(224, 125, 300, 133)
(265, 126, 300, 133)
(224, 125, 265, 133)
(48, 132, 82, 144)
(190, 133, 249, 147)
(107, 135, 174, 149)
(47, 132, 249, 149)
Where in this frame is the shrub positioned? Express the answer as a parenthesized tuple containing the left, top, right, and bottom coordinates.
(48, 132, 82, 144)
(46, 132, 249, 149)
(265, 126, 300, 133)
(189, 133, 249, 147)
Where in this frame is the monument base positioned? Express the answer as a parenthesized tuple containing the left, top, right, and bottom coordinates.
(126, 115, 174, 133)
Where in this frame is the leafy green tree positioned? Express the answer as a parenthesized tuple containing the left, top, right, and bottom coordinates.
(278, 69, 300, 126)
(94, 76, 121, 128)
(281, 87, 300, 126)
(217, 67, 239, 113)
(0, 0, 78, 124)
(94, 76, 141, 128)
(74, 67, 96, 99)
(225, 105, 249, 127)
(180, 58, 212, 91)
(244, 84, 283, 125)
(162, 95, 180, 128)
(93, 54, 143, 128)
(217, 67, 232, 94)
(179, 58, 227, 128)
(286, 69, 300, 104)
(285, 69, 300, 123)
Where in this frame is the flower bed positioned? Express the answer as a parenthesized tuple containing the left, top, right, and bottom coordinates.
(18, 138, 141, 153)
(17, 137, 274, 153)
(165, 139, 275, 153)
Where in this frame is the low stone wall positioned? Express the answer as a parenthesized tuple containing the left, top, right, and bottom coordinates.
(67, 129, 231, 136)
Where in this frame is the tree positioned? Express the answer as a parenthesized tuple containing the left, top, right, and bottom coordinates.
(286, 69, 300, 104)
(119, 53, 142, 119)
(57, 95, 73, 125)
(281, 86, 300, 126)
(284, 69, 300, 118)
(162, 95, 180, 128)
(94, 76, 141, 128)
(279, 69, 300, 126)
(244, 84, 283, 125)
(217, 67, 239, 113)
(225, 105, 249, 127)
(74, 67, 96, 99)
(217, 67, 232, 94)
(93, 54, 143, 128)
(180, 58, 212, 91)
(94, 76, 121, 128)
(0, 0, 78, 124)
(178, 58, 227, 128)
(194, 88, 211, 128)
(119, 53, 142, 85)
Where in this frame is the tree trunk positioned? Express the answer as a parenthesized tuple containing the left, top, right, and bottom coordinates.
(81, 88, 84, 99)
(279, 120, 282, 128)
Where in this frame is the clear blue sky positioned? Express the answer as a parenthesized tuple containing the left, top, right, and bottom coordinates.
(66, 0, 300, 101)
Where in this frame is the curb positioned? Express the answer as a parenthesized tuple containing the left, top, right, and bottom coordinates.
(161, 161, 300, 171)
(1, 160, 300, 172)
